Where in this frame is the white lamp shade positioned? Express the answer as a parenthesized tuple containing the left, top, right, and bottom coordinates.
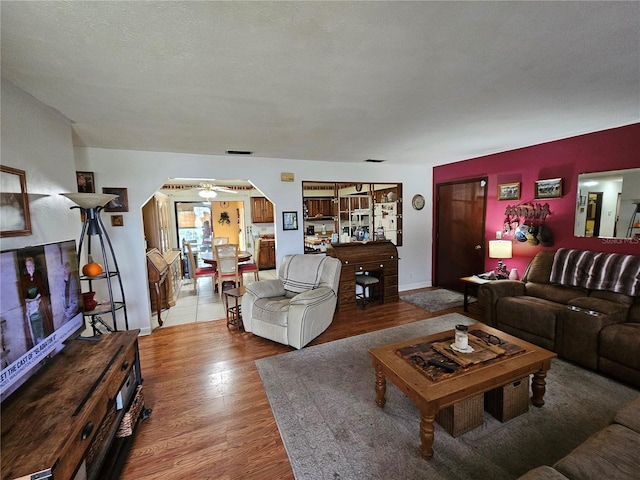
(61, 193, 118, 209)
(199, 189, 217, 199)
(489, 240, 513, 259)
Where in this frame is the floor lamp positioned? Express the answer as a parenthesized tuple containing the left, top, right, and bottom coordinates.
(62, 193, 129, 334)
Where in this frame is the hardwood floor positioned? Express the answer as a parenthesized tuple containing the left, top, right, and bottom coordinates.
(121, 292, 482, 479)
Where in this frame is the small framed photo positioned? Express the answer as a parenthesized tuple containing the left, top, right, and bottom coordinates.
(102, 187, 129, 212)
(110, 215, 124, 227)
(282, 211, 298, 231)
(76, 171, 95, 193)
(535, 178, 563, 199)
(0, 165, 32, 237)
(498, 182, 521, 201)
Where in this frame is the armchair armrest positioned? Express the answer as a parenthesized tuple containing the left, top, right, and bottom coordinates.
(290, 287, 335, 306)
(477, 280, 526, 327)
(245, 279, 286, 299)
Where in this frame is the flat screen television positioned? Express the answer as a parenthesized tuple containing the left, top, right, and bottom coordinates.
(0, 239, 85, 402)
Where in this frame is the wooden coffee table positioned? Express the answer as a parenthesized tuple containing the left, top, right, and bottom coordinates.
(369, 323, 556, 460)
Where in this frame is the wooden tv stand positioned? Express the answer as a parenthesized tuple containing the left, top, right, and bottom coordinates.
(1, 331, 145, 480)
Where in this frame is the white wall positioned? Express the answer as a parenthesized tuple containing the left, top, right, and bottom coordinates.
(0, 79, 81, 251)
(2, 80, 433, 336)
(74, 147, 433, 334)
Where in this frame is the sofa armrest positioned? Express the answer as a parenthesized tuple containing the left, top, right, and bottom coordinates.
(244, 279, 286, 299)
(478, 281, 526, 327)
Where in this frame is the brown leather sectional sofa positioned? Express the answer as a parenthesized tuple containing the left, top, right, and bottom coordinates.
(477, 249, 640, 388)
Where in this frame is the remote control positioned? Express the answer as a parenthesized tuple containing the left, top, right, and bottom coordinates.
(428, 359, 459, 371)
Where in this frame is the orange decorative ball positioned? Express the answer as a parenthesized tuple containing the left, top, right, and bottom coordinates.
(82, 262, 104, 277)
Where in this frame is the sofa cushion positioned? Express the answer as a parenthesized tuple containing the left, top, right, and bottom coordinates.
(523, 251, 555, 284)
(517, 466, 570, 480)
(253, 296, 291, 327)
(497, 296, 564, 341)
(526, 283, 585, 305)
(589, 289, 635, 306)
(553, 424, 640, 480)
(280, 254, 327, 294)
(614, 396, 640, 434)
(599, 323, 640, 370)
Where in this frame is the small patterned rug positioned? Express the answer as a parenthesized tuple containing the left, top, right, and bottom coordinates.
(401, 288, 474, 312)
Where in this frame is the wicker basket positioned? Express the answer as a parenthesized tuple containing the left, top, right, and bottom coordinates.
(435, 393, 484, 437)
(485, 376, 530, 422)
(116, 385, 144, 437)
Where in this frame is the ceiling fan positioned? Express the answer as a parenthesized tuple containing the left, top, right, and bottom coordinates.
(197, 182, 239, 199)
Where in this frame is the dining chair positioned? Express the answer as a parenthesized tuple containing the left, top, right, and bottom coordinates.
(213, 237, 229, 245)
(239, 237, 260, 284)
(184, 242, 217, 294)
(214, 243, 241, 298)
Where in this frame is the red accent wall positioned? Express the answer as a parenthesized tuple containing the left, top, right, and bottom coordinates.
(433, 123, 640, 276)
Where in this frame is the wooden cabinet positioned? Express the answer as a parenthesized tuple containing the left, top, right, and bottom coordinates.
(143, 193, 182, 312)
(327, 241, 399, 310)
(1, 331, 145, 480)
(251, 197, 274, 223)
(305, 198, 334, 218)
(258, 239, 276, 269)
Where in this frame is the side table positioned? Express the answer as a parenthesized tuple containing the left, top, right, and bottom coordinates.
(459, 276, 491, 312)
(224, 286, 246, 330)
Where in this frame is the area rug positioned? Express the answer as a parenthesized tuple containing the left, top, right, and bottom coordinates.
(401, 288, 473, 312)
(256, 314, 638, 480)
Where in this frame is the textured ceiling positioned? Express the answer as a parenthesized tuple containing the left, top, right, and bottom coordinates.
(2, 1, 638, 166)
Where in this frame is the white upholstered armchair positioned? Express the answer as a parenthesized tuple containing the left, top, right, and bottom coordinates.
(241, 254, 342, 349)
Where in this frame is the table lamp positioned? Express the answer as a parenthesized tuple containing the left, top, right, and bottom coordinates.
(489, 240, 512, 279)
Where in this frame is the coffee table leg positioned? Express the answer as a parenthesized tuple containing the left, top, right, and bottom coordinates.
(374, 363, 386, 408)
(419, 407, 437, 460)
(532, 366, 550, 407)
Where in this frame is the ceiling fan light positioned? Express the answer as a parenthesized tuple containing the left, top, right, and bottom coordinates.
(199, 189, 217, 199)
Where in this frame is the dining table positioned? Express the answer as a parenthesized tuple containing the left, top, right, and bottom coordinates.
(200, 250, 252, 267)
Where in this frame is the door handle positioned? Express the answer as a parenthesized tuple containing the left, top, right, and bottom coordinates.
(475, 245, 482, 250)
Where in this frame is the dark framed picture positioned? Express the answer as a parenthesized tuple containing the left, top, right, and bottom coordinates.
(498, 182, 521, 201)
(535, 178, 563, 199)
(76, 171, 95, 193)
(110, 215, 124, 227)
(0, 165, 32, 237)
(283, 211, 298, 231)
(102, 187, 129, 212)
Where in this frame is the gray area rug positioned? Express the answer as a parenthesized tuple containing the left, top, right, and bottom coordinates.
(256, 314, 639, 480)
(401, 289, 473, 312)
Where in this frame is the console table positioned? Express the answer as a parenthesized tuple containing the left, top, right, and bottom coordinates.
(1, 331, 145, 480)
(326, 241, 399, 310)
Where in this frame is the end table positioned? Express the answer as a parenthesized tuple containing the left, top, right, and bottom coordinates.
(224, 286, 245, 330)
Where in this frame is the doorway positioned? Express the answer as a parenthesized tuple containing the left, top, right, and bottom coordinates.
(585, 192, 603, 237)
(434, 177, 487, 292)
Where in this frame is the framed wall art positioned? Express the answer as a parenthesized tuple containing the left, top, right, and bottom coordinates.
(76, 171, 95, 193)
(111, 215, 124, 227)
(283, 211, 298, 231)
(102, 187, 129, 212)
(498, 182, 521, 201)
(535, 178, 563, 199)
(0, 165, 32, 237)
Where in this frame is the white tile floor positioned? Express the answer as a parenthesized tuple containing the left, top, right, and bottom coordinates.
(160, 269, 278, 327)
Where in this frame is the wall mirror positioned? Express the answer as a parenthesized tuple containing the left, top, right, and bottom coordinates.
(302, 181, 402, 251)
(574, 167, 640, 238)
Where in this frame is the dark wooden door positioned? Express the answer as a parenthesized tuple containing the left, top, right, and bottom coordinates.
(435, 178, 487, 292)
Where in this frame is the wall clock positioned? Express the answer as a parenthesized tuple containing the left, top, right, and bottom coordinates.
(220, 201, 229, 208)
(412, 194, 425, 210)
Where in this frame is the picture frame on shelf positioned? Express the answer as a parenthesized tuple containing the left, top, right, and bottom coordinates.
(498, 182, 521, 201)
(76, 171, 95, 193)
(535, 178, 563, 199)
(102, 187, 129, 212)
(0, 165, 32, 237)
(283, 211, 298, 231)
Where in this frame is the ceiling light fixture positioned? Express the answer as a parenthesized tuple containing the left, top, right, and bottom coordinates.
(198, 188, 218, 199)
